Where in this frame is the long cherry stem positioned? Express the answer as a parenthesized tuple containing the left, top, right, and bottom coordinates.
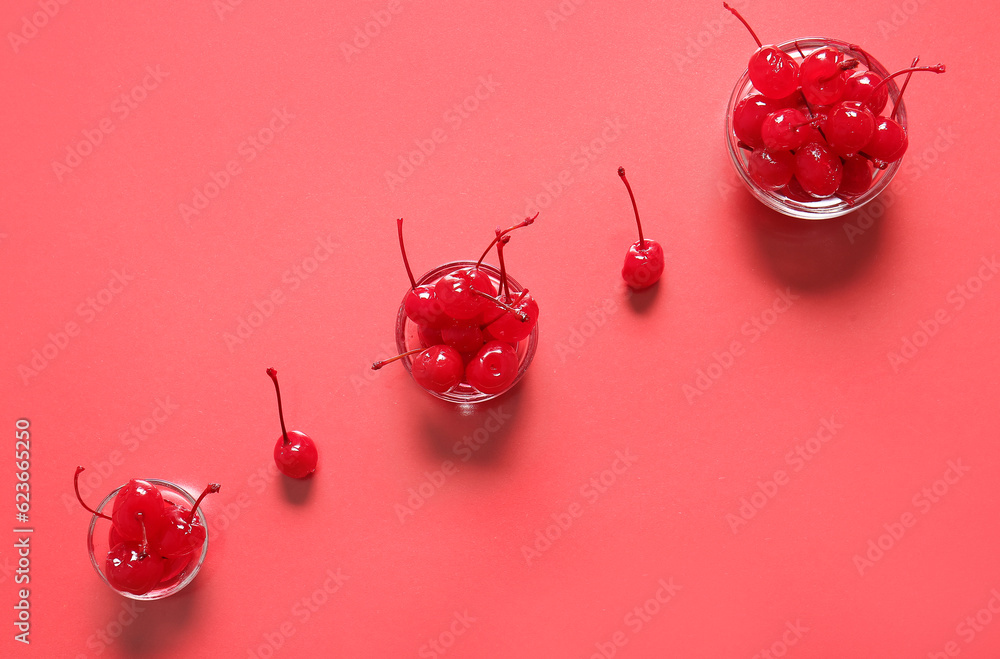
(891, 56, 919, 121)
(723, 2, 762, 48)
(618, 167, 645, 248)
(266, 368, 290, 446)
(476, 213, 537, 267)
(473, 289, 528, 322)
(870, 63, 945, 100)
(186, 483, 222, 524)
(74, 466, 112, 520)
(396, 218, 417, 289)
(372, 348, 424, 370)
(495, 234, 511, 301)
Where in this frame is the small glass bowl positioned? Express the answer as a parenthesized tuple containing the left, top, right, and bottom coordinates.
(87, 479, 209, 600)
(395, 261, 538, 404)
(725, 38, 906, 220)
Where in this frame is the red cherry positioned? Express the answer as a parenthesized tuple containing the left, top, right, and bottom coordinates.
(435, 268, 492, 320)
(864, 117, 908, 163)
(733, 94, 787, 149)
(826, 101, 876, 156)
(155, 483, 219, 558)
(724, 3, 799, 99)
(842, 70, 888, 115)
(748, 148, 796, 191)
(404, 285, 449, 329)
(106, 542, 165, 595)
(159, 553, 194, 585)
(800, 46, 858, 106)
(838, 155, 873, 197)
(618, 167, 663, 290)
(465, 341, 519, 395)
(417, 325, 443, 348)
(486, 290, 538, 343)
(372, 345, 465, 394)
(266, 368, 318, 479)
(794, 143, 843, 198)
(112, 479, 167, 543)
(441, 323, 486, 354)
(760, 108, 809, 151)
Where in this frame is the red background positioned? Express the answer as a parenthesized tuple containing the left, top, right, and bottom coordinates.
(2, 1, 999, 657)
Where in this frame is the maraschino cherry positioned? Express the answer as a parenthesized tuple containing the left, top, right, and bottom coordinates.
(266, 368, 318, 479)
(617, 167, 663, 290)
(372, 345, 464, 393)
(725, 3, 799, 99)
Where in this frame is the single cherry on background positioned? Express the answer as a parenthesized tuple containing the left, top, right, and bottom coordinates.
(266, 368, 318, 479)
(724, 3, 799, 99)
(618, 167, 664, 291)
(372, 345, 464, 394)
(465, 341, 519, 395)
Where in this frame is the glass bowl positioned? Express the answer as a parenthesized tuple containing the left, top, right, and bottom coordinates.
(87, 479, 209, 600)
(395, 261, 538, 403)
(725, 38, 906, 220)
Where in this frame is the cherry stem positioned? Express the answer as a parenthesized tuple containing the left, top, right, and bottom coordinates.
(891, 56, 920, 121)
(818, 59, 858, 83)
(372, 348, 424, 370)
(186, 483, 222, 525)
(792, 116, 824, 130)
(849, 44, 872, 69)
(737, 141, 754, 152)
(618, 167, 645, 248)
(723, 3, 761, 48)
(793, 41, 805, 59)
(396, 218, 417, 290)
(473, 289, 528, 322)
(74, 467, 112, 520)
(870, 63, 945, 100)
(495, 234, 511, 301)
(476, 213, 537, 267)
(266, 367, 290, 446)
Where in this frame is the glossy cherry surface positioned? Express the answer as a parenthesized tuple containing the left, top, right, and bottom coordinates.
(266, 367, 318, 479)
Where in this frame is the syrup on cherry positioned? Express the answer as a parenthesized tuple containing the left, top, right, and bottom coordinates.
(266, 368, 318, 479)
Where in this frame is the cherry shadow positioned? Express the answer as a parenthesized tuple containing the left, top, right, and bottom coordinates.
(416, 378, 527, 468)
(116, 583, 201, 656)
(737, 189, 888, 293)
(626, 280, 661, 314)
(280, 474, 314, 505)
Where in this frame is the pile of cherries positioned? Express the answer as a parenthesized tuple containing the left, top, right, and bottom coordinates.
(727, 3, 944, 201)
(373, 217, 539, 397)
(75, 467, 219, 596)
